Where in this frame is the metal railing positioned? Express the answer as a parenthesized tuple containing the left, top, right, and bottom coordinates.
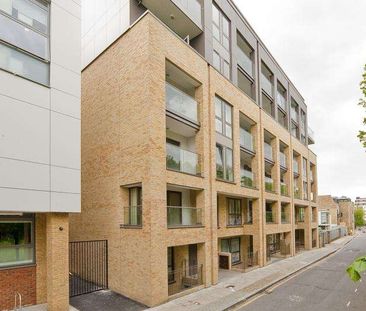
(266, 211, 274, 223)
(241, 169, 254, 188)
(167, 206, 202, 227)
(240, 128, 254, 152)
(264, 143, 273, 161)
(122, 206, 142, 227)
(277, 92, 287, 111)
(281, 183, 288, 196)
(168, 264, 203, 296)
(265, 177, 274, 192)
(166, 143, 200, 175)
(227, 214, 242, 226)
(261, 73, 273, 96)
(166, 82, 198, 123)
(69, 240, 108, 297)
(237, 47, 253, 76)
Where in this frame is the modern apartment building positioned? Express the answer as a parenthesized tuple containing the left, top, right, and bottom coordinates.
(0, 0, 80, 310)
(318, 195, 340, 230)
(71, 0, 318, 306)
(355, 197, 366, 221)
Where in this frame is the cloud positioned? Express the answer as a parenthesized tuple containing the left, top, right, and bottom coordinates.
(234, 0, 366, 199)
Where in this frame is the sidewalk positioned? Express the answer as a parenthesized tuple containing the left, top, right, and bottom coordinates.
(150, 235, 355, 311)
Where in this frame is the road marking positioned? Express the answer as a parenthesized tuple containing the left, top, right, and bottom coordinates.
(347, 301, 351, 307)
(355, 288, 357, 293)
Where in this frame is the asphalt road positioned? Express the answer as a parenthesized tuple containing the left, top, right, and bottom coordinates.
(238, 232, 366, 311)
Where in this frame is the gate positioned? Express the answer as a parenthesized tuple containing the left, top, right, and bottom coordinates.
(69, 240, 108, 297)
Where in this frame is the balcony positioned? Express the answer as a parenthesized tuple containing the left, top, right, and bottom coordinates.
(280, 152, 287, 168)
(241, 169, 254, 188)
(167, 206, 202, 227)
(237, 47, 253, 77)
(277, 92, 287, 111)
(122, 206, 142, 227)
(240, 128, 254, 152)
(281, 183, 288, 196)
(141, 0, 202, 40)
(168, 264, 203, 296)
(264, 143, 273, 162)
(281, 212, 289, 224)
(266, 211, 274, 223)
(294, 187, 301, 199)
(265, 177, 274, 192)
(296, 214, 305, 223)
(261, 74, 273, 96)
(166, 82, 198, 123)
(308, 126, 315, 144)
(166, 143, 200, 175)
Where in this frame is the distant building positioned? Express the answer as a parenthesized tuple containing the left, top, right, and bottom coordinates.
(318, 196, 339, 230)
(334, 196, 355, 235)
(355, 197, 366, 221)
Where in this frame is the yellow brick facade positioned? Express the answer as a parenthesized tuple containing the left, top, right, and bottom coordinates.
(70, 13, 319, 307)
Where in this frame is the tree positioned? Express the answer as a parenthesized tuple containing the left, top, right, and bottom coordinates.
(358, 64, 366, 148)
(354, 208, 365, 227)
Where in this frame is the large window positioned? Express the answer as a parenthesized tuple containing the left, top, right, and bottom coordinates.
(0, 214, 34, 268)
(227, 198, 242, 226)
(0, 0, 49, 85)
(212, 3, 230, 51)
(215, 96, 232, 138)
(216, 144, 233, 181)
(221, 237, 240, 264)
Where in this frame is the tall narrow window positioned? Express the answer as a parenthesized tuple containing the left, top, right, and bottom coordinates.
(129, 187, 142, 226)
(167, 247, 175, 283)
(216, 144, 233, 182)
(227, 199, 242, 226)
(215, 96, 232, 138)
(212, 3, 230, 51)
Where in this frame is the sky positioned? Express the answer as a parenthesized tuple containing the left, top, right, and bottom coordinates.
(234, 0, 366, 200)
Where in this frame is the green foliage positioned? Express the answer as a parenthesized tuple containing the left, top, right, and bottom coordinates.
(359, 64, 366, 148)
(347, 256, 366, 281)
(354, 208, 365, 227)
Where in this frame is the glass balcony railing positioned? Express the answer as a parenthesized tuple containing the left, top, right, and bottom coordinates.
(308, 126, 315, 142)
(281, 212, 289, 224)
(166, 143, 200, 175)
(296, 213, 305, 223)
(280, 152, 286, 168)
(266, 211, 274, 223)
(281, 183, 288, 196)
(241, 169, 254, 188)
(293, 161, 299, 174)
(291, 106, 299, 122)
(167, 206, 202, 227)
(264, 143, 273, 161)
(265, 177, 274, 192)
(174, 0, 202, 27)
(310, 171, 314, 183)
(123, 206, 142, 227)
(277, 92, 287, 111)
(237, 47, 253, 77)
(166, 82, 198, 123)
(240, 128, 254, 152)
(261, 74, 273, 96)
(294, 187, 301, 199)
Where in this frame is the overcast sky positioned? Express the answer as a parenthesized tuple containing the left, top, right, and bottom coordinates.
(234, 0, 366, 200)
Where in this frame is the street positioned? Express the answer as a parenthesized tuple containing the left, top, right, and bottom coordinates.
(238, 232, 366, 311)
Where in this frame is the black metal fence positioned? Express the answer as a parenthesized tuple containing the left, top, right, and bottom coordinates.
(69, 240, 108, 297)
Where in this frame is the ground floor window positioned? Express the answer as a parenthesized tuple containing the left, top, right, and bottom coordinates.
(221, 237, 241, 264)
(0, 214, 35, 268)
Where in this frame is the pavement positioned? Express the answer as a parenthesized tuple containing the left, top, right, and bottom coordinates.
(150, 234, 355, 311)
(237, 232, 366, 311)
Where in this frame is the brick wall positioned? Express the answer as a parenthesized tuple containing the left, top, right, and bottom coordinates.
(0, 266, 36, 310)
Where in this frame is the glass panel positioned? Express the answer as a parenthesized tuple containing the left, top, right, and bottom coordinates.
(215, 97, 222, 118)
(277, 91, 287, 111)
(221, 239, 229, 252)
(0, 0, 48, 34)
(265, 176, 274, 192)
(216, 145, 224, 179)
(280, 152, 286, 167)
(240, 128, 254, 151)
(225, 103, 232, 124)
(237, 47, 253, 76)
(213, 23, 220, 41)
(261, 73, 273, 96)
(264, 143, 273, 161)
(237, 69, 254, 99)
(225, 124, 232, 138)
(223, 60, 230, 78)
(213, 50, 221, 70)
(0, 221, 33, 267)
(166, 143, 199, 175)
(0, 13, 48, 59)
(222, 16, 229, 37)
(215, 119, 223, 133)
(225, 148, 233, 181)
(241, 168, 254, 187)
(165, 83, 198, 122)
(175, 0, 201, 26)
(230, 238, 240, 252)
(212, 4, 219, 25)
(222, 36, 230, 51)
(0, 42, 49, 85)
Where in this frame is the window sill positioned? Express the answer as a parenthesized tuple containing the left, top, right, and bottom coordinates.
(120, 224, 142, 229)
(241, 185, 258, 191)
(226, 224, 243, 228)
(0, 263, 36, 271)
(168, 225, 204, 229)
(216, 178, 236, 185)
